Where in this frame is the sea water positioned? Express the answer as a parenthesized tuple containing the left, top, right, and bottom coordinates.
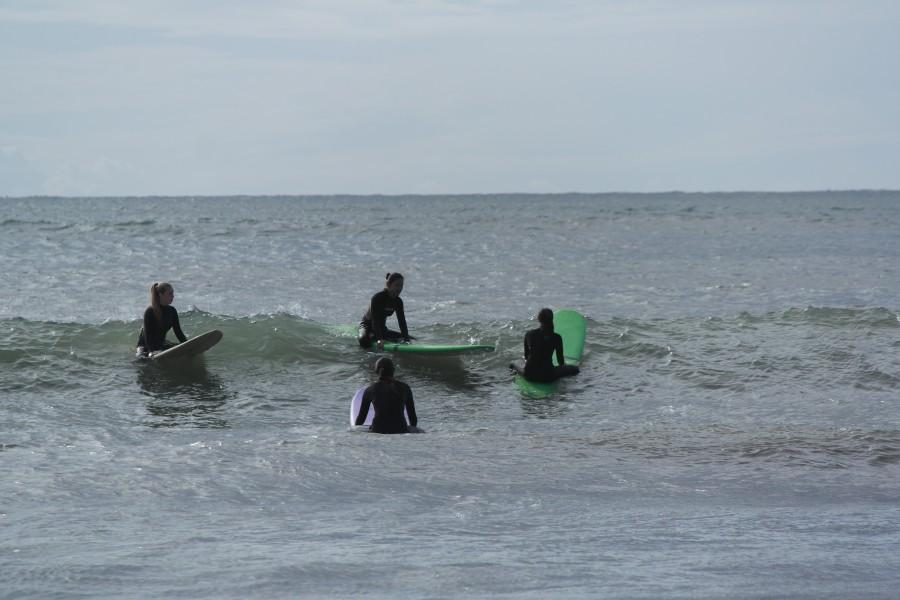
(2, 193, 899, 599)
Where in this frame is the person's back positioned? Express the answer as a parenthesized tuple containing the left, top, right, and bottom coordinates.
(511, 308, 579, 384)
(523, 327, 564, 383)
(355, 358, 419, 434)
(365, 379, 415, 434)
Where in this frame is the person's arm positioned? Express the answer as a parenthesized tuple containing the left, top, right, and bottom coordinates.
(555, 334, 565, 366)
(403, 384, 417, 428)
(395, 298, 410, 340)
(523, 333, 530, 359)
(355, 389, 372, 426)
(171, 308, 187, 343)
(370, 293, 387, 342)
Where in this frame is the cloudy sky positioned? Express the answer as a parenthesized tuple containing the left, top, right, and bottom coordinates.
(2, 0, 898, 195)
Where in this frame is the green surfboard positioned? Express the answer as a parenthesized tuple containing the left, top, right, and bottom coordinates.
(514, 309, 586, 397)
(381, 341, 495, 356)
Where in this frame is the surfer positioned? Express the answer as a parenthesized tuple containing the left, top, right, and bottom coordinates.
(355, 358, 422, 433)
(358, 272, 412, 349)
(510, 308, 580, 383)
(136, 282, 187, 357)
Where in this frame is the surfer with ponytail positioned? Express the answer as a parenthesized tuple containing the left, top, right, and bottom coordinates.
(510, 308, 579, 383)
(358, 272, 413, 349)
(136, 282, 187, 357)
(355, 357, 423, 433)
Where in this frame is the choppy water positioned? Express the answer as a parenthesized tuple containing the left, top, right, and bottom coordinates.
(2, 193, 900, 599)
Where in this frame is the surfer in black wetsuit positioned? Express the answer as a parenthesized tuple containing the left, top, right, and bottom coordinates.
(358, 272, 412, 349)
(510, 308, 579, 383)
(136, 282, 187, 357)
(355, 358, 422, 433)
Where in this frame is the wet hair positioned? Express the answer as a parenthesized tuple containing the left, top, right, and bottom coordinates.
(149, 282, 173, 320)
(385, 272, 404, 286)
(537, 308, 554, 332)
(375, 357, 395, 379)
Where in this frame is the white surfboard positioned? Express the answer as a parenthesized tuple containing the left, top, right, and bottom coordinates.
(349, 386, 409, 427)
(150, 330, 223, 361)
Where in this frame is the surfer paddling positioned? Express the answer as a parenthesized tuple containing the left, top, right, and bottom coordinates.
(510, 308, 580, 383)
(136, 282, 187, 358)
(358, 272, 413, 349)
(355, 358, 423, 433)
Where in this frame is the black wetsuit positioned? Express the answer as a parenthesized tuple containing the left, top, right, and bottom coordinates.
(358, 290, 409, 348)
(512, 327, 579, 383)
(355, 379, 417, 434)
(136, 305, 187, 352)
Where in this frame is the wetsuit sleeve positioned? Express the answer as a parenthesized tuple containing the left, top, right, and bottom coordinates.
(523, 332, 530, 359)
(171, 309, 187, 343)
(395, 298, 409, 339)
(355, 388, 372, 426)
(555, 333, 565, 366)
(370, 293, 387, 341)
(403, 383, 417, 427)
(143, 308, 161, 350)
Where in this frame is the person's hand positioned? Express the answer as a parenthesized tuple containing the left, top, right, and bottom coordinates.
(402, 337, 412, 344)
(376, 340, 384, 350)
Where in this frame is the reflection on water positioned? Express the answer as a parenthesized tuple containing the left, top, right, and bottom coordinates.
(519, 395, 572, 419)
(361, 352, 489, 391)
(136, 357, 232, 428)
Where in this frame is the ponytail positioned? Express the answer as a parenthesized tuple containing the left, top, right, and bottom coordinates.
(149, 282, 172, 320)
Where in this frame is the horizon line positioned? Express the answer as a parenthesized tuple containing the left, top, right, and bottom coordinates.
(3, 189, 900, 200)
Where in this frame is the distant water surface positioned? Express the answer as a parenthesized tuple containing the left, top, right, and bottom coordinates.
(2, 192, 900, 599)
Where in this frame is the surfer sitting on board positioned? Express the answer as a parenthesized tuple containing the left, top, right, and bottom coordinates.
(355, 358, 423, 433)
(136, 282, 187, 358)
(358, 272, 412, 349)
(511, 308, 580, 383)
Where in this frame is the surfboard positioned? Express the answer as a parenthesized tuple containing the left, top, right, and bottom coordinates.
(380, 341, 495, 356)
(349, 386, 409, 427)
(514, 309, 586, 397)
(150, 330, 223, 361)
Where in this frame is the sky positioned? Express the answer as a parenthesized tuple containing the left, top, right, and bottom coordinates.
(1, 0, 898, 196)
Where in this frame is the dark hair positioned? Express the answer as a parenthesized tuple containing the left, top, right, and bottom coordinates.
(375, 357, 395, 379)
(537, 308, 554, 332)
(385, 272, 404, 285)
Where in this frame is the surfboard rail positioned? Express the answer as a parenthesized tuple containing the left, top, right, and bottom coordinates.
(380, 341, 495, 355)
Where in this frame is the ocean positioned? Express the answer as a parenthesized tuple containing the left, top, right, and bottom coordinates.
(2, 192, 899, 598)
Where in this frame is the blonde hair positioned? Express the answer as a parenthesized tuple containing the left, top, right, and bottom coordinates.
(149, 282, 173, 320)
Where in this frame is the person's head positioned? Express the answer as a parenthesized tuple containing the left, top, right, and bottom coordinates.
(537, 308, 554, 331)
(149, 282, 174, 318)
(384, 272, 404, 298)
(375, 357, 395, 380)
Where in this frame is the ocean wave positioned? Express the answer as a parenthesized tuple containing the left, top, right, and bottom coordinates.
(2, 307, 896, 389)
(0, 312, 508, 366)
